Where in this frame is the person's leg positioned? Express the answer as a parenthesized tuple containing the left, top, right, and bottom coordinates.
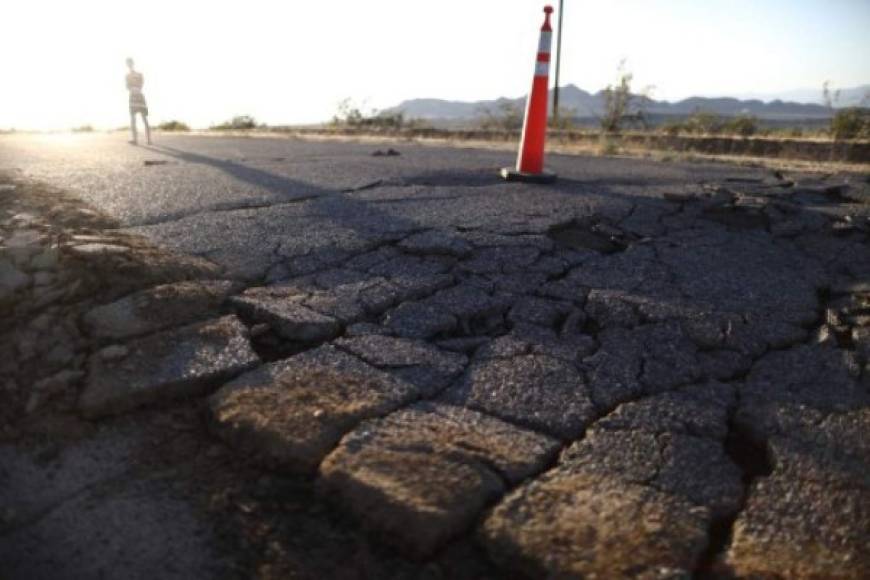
(129, 112, 138, 144)
(142, 113, 151, 145)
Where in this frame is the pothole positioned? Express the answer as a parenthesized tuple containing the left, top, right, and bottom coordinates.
(547, 220, 634, 254)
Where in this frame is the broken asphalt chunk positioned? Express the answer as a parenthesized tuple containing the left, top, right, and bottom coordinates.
(84, 280, 240, 340)
(481, 471, 711, 579)
(441, 353, 595, 439)
(319, 402, 559, 557)
(208, 345, 421, 473)
(230, 287, 341, 342)
(79, 315, 259, 418)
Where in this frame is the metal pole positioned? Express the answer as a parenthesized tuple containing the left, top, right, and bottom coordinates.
(553, 0, 564, 124)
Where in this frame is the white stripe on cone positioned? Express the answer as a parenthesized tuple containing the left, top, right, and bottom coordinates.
(538, 31, 552, 53)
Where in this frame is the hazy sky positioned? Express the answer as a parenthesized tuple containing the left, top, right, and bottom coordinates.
(1, 0, 868, 130)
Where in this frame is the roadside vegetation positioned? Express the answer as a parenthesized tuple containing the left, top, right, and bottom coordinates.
(476, 102, 523, 131)
(210, 76, 868, 166)
(600, 62, 652, 133)
(830, 108, 870, 140)
(823, 81, 870, 140)
(549, 106, 579, 130)
(465, 74, 868, 145)
(475, 102, 580, 131)
(157, 120, 190, 132)
(330, 98, 426, 131)
(659, 112, 760, 137)
(210, 115, 260, 131)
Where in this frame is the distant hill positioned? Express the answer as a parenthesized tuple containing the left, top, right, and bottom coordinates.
(733, 85, 870, 107)
(388, 84, 870, 122)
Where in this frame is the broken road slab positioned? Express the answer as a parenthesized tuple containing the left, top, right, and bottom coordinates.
(83, 279, 241, 340)
(79, 315, 260, 418)
(230, 287, 342, 342)
(481, 470, 711, 579)
(319, 402, 559, 557)
(208, 345, 422, 473)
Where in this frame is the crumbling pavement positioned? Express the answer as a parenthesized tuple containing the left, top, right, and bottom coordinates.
(1, 146, 869, 579)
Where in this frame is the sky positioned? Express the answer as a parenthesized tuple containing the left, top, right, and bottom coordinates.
(1, 0, 868, 130)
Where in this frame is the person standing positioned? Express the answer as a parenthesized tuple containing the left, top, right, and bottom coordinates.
(125, 58, 151, 145)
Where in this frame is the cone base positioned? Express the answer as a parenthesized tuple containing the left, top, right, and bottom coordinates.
(500, 168, 557, 184)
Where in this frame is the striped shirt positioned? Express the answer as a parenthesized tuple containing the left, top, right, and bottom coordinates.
(126, 72, 148, 114)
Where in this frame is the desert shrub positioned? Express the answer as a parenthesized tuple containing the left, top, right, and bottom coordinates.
(831, 108, 870, 140)
(722, 115, 759, 137)
(332, 98, 367, 126)
(660, 121, 684, 136)
(601, 74, 632, 133)
(71, 125, 93, 133)
(476, 102, 523, 131)
(683, 111, 721, 135)
(600, 62, 650, 133)
(367, 111, 404, 129)
(157, 120, 190, 132)
(211, 115, 257, 130)
(332, 99, 405, 130)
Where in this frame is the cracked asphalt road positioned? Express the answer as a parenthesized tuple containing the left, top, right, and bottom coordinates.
(1, 132, 869, 578)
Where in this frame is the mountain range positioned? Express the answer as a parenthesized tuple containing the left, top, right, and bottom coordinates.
(732, 85, 870, 107)
(389, 84, 869, 122)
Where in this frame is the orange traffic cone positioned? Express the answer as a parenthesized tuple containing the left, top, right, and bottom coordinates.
(501, 5, 557, 183)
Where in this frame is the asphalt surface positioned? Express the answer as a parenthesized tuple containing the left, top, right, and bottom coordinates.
(1, 132, 869, 579)
(1, 132, 775, 281)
